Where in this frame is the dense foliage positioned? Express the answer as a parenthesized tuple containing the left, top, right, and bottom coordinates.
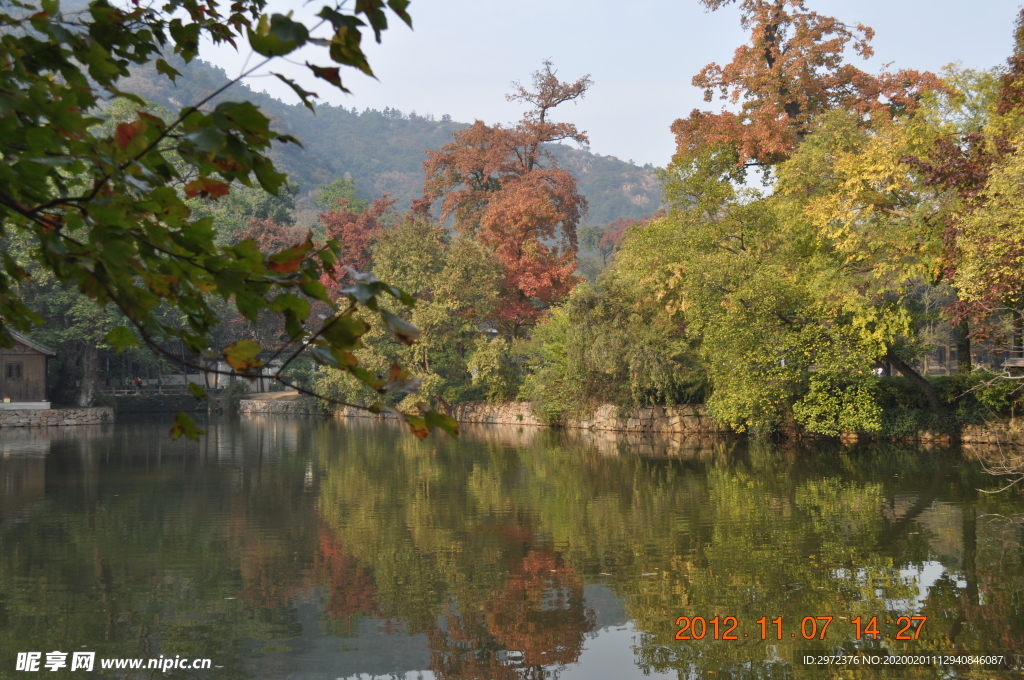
(9, 0, 1024, 440)
(0, 0, 457, 439)
(519, 1, 1024, 436)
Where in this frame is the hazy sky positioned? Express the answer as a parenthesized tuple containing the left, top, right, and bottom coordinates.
(202, 0, 1022, 167)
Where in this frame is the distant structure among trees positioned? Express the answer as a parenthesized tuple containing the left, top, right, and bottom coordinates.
(0, 332, 55, 403)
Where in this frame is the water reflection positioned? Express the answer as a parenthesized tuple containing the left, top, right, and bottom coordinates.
(0, 416, 1022, 679)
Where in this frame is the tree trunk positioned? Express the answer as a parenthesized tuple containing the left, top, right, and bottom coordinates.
(76, 344, 99, 407)
(885, 348, 949, 424)
(956, 321, 972, 374)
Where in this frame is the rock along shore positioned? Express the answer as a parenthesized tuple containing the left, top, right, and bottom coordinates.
(238, 394, 1024, 448)
(239, 396, 730, 436)
(0, 407, 113, 428)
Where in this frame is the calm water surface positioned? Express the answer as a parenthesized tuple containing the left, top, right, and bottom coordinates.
(1, 416, 1023, 679)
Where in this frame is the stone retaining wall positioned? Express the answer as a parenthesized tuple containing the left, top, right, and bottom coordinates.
(566, 403, 730, 434)
(565, 427, 737, 458)
(961, 421, 1024, 446)
(0, 407, 113, 428)
(239, 398, 412, 421)
(448, 402, 545, 427)
(239, 397, 728, 435)
(330, 402, 543, 426)
(238, 398, 322, 416)
(240, 397, 1023, 446)
(332, 400, 729, 435)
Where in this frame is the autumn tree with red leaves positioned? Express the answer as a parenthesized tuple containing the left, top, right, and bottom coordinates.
(317, 195, 396, 294)
(672, 0, 940, 171)
(424, 61, 591, 336)
(600, 215, 661, 259)
(483, 549, 591, 668)
(236, 217, 308, 254)
(903, 12, 1024, 364)
(594, 0, 959, 432)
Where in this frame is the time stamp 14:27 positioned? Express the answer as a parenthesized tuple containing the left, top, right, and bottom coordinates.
(673, 616, 927, 641)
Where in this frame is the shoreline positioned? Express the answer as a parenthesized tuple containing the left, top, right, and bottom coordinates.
(237, 393, 1024, 447)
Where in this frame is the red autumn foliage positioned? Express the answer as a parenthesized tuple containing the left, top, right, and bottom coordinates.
(317, 195, 396, 294)
(997, 11, 1024, 117)
(599, 217, 637, 253)
(313, 529, 378, 628)
(904, 10, 1024, 328)
(483, 549, 592, 668)
(424, 61, 590, 335)
(236, 217, 307, 253)
(600, 215, 659, 256)
(428, 603, 520, 680)
(903, 133, 1010, 204)
(426, 546, 592, 679)
(673, 0, 941, 167)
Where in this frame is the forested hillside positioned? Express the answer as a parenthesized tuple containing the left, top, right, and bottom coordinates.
(121, 57, 661, 223)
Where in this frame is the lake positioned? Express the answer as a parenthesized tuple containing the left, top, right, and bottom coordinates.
(1, 416, 1022, 679)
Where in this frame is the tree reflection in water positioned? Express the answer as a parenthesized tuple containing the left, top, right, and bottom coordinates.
(0, 418, 1022, 679)
(429, 548, 593, 679)
(314, 528, 378, 634)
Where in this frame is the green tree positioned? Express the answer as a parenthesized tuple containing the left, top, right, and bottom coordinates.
(0, 0, 456, 438)
(523, 281, 706, 424)
(192, 182, 300, 245)
(599, 0, 959, 434)
(315, 175, 369, 213)
(615, 109, 948, 433)
(316, 214, 506, 410)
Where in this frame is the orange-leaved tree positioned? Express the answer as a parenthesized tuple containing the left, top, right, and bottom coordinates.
(673, 0, 940, 170)
(236, 217, 308, 254)
(424, 61, 590, 337)
(317, 195, 396, 293)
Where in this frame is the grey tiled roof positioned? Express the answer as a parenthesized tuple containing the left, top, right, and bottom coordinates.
(6, 330, 57, 356)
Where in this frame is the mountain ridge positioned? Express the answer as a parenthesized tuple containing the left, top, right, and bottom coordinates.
(122, 57, 662, 224)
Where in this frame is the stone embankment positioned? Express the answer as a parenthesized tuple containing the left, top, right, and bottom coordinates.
(238, 394, 322, 416)
(418, 401, 729, 434)
(0, 407, 113, 428)
(240, 393, 729, 436)
(446, 402, 730, 434)
(961, 421, 1024, 447)
(239, 394, 1024, 447)
(448, 402, 545, 427)
(566, 403, 730, 434)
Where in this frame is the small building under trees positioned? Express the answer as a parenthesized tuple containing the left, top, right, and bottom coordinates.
(0, 332, 55, 403)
